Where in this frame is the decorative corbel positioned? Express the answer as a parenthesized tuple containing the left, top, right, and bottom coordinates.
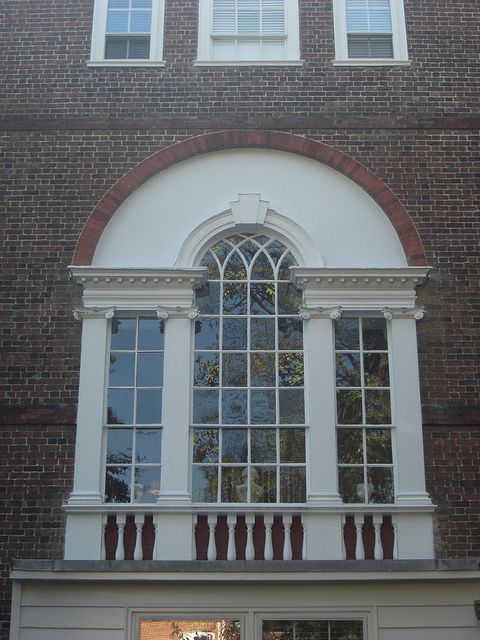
(299, 306, 343, 320)
(382, 306, 425, 321)
(73, 306, 116, 321)
(156, 305, 199, 320)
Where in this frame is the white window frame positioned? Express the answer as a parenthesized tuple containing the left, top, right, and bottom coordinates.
(88, 0, 165, 67)
(332, 0, 409, 66)
(195, 0, 302, 66)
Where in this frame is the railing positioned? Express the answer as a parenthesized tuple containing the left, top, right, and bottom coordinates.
(99, 509, 398, 562)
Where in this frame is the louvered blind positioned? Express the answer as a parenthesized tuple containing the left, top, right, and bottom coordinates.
(346, 0, 393, 58)
(212, 0, 285, 36)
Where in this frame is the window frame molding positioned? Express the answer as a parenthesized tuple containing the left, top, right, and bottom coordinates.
(88, 0, 166, 67)
(332, 0, 410, 66)
(195, 0, 302, 66)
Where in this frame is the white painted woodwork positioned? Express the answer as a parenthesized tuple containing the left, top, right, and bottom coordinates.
(227, 514, 237, 561)
(154, 512, 194, 561)
(354, 515, 365, 560)
(133, 514, 143, 561)
(264, 514, 274, 561)
(114, 515, 126, 561)
(207, 515, 217, 561)
(64, 512, 104, 561)
(91, 150, 407, 269)
(373, 515, 384, 560)
(282, 515, 293, 561)
(245, 515, 255, 561)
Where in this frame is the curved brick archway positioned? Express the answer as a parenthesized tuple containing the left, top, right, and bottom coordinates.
(73, 131, 427, 266)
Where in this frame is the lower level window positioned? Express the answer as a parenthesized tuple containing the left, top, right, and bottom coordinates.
(139, 619, 241, 640)
(262, 619, 363, 639)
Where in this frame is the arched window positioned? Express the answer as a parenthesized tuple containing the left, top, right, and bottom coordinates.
(192, 234, 306, 504)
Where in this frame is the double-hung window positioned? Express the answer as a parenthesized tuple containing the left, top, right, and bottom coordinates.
(333, 0, 409, 65)
(197, 0, 301, 64)
(89, 0, 165, 66)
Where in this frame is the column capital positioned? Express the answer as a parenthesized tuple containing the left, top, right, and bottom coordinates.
(300, 306, 342, 320)
(382, 306, 425, 321)
(73, 306, 116, 321)
(156, 305, 199, 320)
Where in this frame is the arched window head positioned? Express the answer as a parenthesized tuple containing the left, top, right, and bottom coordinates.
(192, 233, 306, 504)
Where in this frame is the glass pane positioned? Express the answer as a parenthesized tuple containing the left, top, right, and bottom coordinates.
(133, 466, 160, 503)
(132, 0, 152, 8)
(223, 317, 247, 350)
(251, 428, 276, 463)
(136, 389, 162, 424)
(223, 251, 247, 280)
(251, 352, 275, 386)
(193, 389, 219, 424)
(105, 466, 131, 503)
(338, 467, 365, 503)
(111, 318, 136, 350)
(237, 239, 259, 262)
(109, 0, 129, 8)
(336, 353, 361, 387)
(296, 621, 329, 640)
(135, 429, 161, 463)
(280, 429, 305, 463)
(223, 353, 247, 387)
(222, 429, 248, 463)
(365, 389, 391, 424)
(130, 11, 151, 32)
(331, 620, 363, 639)
(138, 318, 164, 350)
(222, 389, 248, 424)
(107, 12, 129, 32)
(277, 251, 296, 280)
(251, 466, 276, 502)
(337, 428, 363, 464)
(277, 282, 301, 314)
(335, 318, 360, 350)
(250, 317, 275, 350)
(250, 282, 275, 315)
(278, 317, 303, 350)
(367, 467, 394, 503)
(278, 352, 304, 386)
(366, 428, 392, 463)
(251, 252, 274, 279)
(200, 251, 220, 278)
(194, 353, 219, 387)
(223, 282, 248, 314)
(266, 239, 287, 264)
(105, 36, 129, 58)
(336, 389, 362, 424)
(137, 352, 163, 387)
(262, 620, 293, 638)
(211, 239, 232, 264)
(193, 428, 219, 463)
(192, 466, 218, 502)
(109, 352, 135, 386)
(221, 467, 247, 502)
(197, 282, 220, 314)
(107, 388, 134, 424)
(363, 318, 388, 350)
(126, 36, 150, 58)
(106, 427, 133, 464)
(280, 467, 306, 502)
(364, 353, 389, 386)
(194, 317, 220, 350)
(279, 388, 305, 423)
(139, 620, 241, 640)
(250, 389, 276, 424)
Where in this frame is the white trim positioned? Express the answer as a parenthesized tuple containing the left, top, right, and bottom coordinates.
(332, 0, 409, 65)
(89, 0, 165, 64)
(193, 59, 303, 67)
(197, 0, 300, 64)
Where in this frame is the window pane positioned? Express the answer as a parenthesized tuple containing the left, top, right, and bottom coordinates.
(193, 428, 219, 463)
(224, 251, 248, 279)
(335, 318, 359, 350)
(366, 428, 392, 463)
(111, 318, 136, 350)
(106, 427, 133, 464)
(278, 352, 304, 386)
(192, 466, 218, 502)
(135, 429, 161, 463)
(130, 11, 151, 32)
(279, 388, 304, 424)
(200, 251, 220, 278)
(195, 318, 220, 350)
(197, 282, 220, 314)
(223, 282, 248, 314)
(338, 467, 365, 503)
(296, 620, 329, 639)
(193, 389, 219, 424)
(138, 318, 164, 350)
(140, 619, 240, 640)
(105, 36, 129, 59)
(107, 12, 129, 32)
(280, 467, 306, 502)
(223, 353, 247, 387)
(251, 428, 276, 463)
(137, 352, 163, 387)
(330, 620, 364, 640)
(365, 389, 391, 424)
(251, 466, 276, 502)
(107, 388, 134, 424)
(337, 428, 363, 464)
(105, 466, 131, 503)
(336, 389, 362, 424)
(221, 467, 247, 502)
(364, 352, 389, 386)
(194, 353, 220, 387)
(251, 251, 274, 279)
(251, 352, 276, 386)
(250, 389, 276, 424)
(223, 317, 247, 349)
(250, 282, 275, 315)
(251, 317, 275, 350)
(367, 467, 394, 503)
(280, 428, 305, 463)
(277, 282, 301, 314)
(136, 389, 162, 424)
(336, 353, 361, 387)
(363, 317, 388, 349)
(222, 389, 248, 424)
(133, 466, 161, 503)
(109, 352, 135, 386)
(278, 317, 303, 349)
(222, 429, 248, 463)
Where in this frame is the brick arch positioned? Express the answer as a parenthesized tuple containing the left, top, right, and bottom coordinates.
(73, 130, 427, 266)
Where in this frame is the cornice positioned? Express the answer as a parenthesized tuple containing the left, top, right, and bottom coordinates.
(292, 267, 431, 290)
(69, 267, 207, 289)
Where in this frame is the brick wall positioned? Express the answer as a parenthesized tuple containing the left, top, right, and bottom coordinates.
(1, 1, 479, 638)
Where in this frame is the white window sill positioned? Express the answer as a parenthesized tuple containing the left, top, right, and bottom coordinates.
(194, 59, 304, 67)
(332, 59, 411, 67)
(87, 59, 166, 67)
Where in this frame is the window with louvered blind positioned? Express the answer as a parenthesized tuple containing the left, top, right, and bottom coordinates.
(196, 0, 301, 64)
(332, 0, 409, 65)
(89, 0, 165, 66)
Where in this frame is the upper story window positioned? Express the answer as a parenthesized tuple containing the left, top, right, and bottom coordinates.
(89, 0, 165, 66)
(192, 234, 306, 504)
(332, 0, 409, 65)
(196, 0, 301, 65)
